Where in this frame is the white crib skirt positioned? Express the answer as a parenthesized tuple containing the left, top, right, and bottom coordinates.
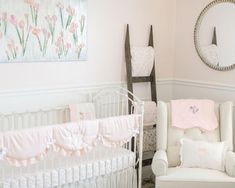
(1, 146, 136, 188)
(61, 167, 136, 188)
(1, 168, 136, 188)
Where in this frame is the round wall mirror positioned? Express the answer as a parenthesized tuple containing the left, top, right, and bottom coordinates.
(194, 0, 235, 71)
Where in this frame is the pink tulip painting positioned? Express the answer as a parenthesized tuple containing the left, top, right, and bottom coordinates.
(18, 20, 25, 51)
(24, 0, 39, 26)
(55, 32, 71, 58)
(10, 15, 17, 27)
(64, 42, 71, 56)
(19, 20, 25, 30)
(57, 2, 64, 28)
(22, 20, 33, 56)
(0, 0, 87, 62)
(24, 14, 29, 30)
(69, 22, 78, 45)
(65, 6, 75, 29)
(42, 28, 51, 56)
(31, 27, 43, 52)
(9, 14, 31, 56)
(5, 50, 10, 60)
(6, 40, 18, 60)
(79, 15, 85, 34)
(55, 32, 64, 59)
(45, 15, 57, 43)
(10, 15, 22, 47)
(1, 12, 7, 36)
(75, 43, 84, 59)
(31, 27, 51, 56)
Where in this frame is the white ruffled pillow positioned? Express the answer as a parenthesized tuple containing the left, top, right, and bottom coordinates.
(180, 138, 228, 171)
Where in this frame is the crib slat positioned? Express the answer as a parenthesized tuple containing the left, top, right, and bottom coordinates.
(109, 95, 112, 117)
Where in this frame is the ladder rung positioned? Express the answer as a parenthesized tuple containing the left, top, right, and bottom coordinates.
(142, 158, 154, 167)
(132, 76, 152, 83)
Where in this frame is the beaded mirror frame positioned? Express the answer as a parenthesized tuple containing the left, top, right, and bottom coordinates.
(194, 0, 235, 71)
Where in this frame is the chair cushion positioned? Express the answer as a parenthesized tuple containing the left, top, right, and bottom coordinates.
(156, 167, 235, 188)
(166, 103, 220, 167)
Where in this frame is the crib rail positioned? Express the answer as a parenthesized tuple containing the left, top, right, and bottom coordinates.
(93, 88, 140, 118)
(0, 108, 70, 132)
(0, 87, 144, 188)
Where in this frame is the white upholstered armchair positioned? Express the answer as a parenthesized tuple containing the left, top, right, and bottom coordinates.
(152, 101, 235, 188)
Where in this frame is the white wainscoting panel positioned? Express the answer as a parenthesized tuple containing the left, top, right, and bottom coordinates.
(0, 79, 234, 147)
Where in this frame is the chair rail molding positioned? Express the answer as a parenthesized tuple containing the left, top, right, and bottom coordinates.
(173, 79, 235, 92)
(0, 78, 234, 101)
(0, 82, 125, 97)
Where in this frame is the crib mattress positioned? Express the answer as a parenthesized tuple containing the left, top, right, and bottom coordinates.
(1, 146, 136, 188)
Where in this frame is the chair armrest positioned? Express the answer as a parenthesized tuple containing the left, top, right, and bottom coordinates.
(225, 151, 235, 177)
(151, 150, 168, 177)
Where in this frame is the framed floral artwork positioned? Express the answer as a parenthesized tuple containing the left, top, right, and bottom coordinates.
(0, 0, 87, 62)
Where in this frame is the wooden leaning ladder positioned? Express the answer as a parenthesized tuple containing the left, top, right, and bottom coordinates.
(125, 25, 157, 168)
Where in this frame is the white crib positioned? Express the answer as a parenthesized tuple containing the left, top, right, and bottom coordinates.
(0, 87, 144, 188)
